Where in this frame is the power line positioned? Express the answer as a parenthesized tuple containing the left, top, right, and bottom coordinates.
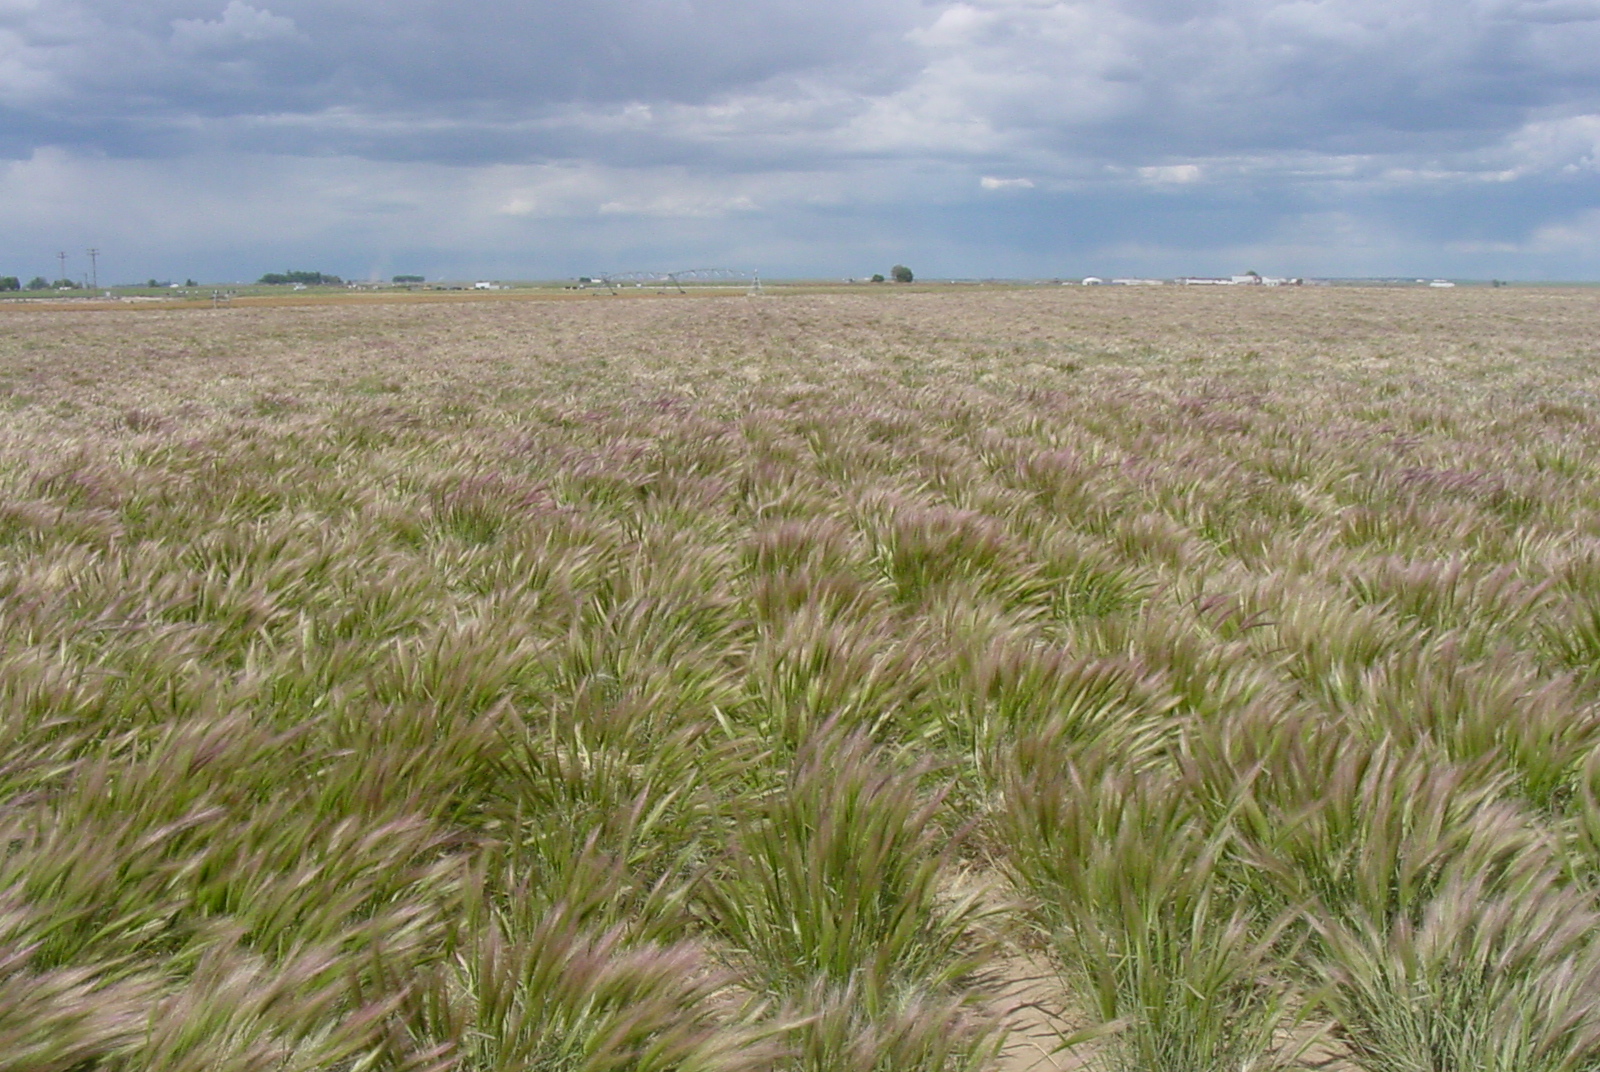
(56, 251, 67, 284)
(86, 249, 99, 291)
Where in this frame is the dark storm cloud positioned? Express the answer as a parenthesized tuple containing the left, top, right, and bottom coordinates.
(899, 0, 1600, 164)
(0, 0, 924, 140)
(6, 0, 1600, 172)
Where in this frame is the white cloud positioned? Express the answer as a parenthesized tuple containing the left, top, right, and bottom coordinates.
(1525, 208, 1600, 251)
(170, 2, 301, 53)
(1497, 114, 1600, 176)
(980, 175, 1032, 189)
(0, 28, 58, 102)
(598, 193, 758, 217)
(1138, 164, 1203, 184)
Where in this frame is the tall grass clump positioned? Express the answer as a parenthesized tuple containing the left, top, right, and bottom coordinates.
(1232, 737, 1541, 938)
(1203, 719, 1600, 1072)
(995, 734, 1295, 1072)
(1310, 861, 1600, 1072)
(0, 897, 151, 1072)
(699, 730, 1001, 1071)
(375, 885, 765, 1072)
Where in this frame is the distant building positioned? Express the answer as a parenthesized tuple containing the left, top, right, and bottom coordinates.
(1080, 277, 1104, 285)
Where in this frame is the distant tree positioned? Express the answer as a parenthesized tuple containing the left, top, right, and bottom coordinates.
(0, 277, 19, 292)
(185, 279, 197, 287)
(891, 265, 913, 283)
(53, 279, 80, 289)
(26, 277, 48, 291)
(147, 279, 160, 289)
(870, 273, 885, 283)
(392, 274, 424, 284)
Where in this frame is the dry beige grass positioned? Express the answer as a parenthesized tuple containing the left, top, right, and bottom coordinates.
(4, 285, 1597, 435)
(0, 284, 1586, 387)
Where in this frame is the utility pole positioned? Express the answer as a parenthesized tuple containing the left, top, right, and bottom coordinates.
(56, 251, 67, 285)
(86, 249, 99, 290)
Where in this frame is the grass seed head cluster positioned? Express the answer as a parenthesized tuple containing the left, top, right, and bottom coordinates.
(4, 286, 1600, 1071)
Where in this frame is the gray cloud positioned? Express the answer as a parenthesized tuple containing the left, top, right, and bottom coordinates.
(7, 0, 1600, 170)
(3, 0, 1600, 279)
(0, 0, 925, 119)
(170, 2, 302, 54)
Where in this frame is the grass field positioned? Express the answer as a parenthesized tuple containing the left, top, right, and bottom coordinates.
(4, 285, 1600, 1072)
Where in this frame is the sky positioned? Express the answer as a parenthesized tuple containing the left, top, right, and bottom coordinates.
(5, 0, 1600, 282)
